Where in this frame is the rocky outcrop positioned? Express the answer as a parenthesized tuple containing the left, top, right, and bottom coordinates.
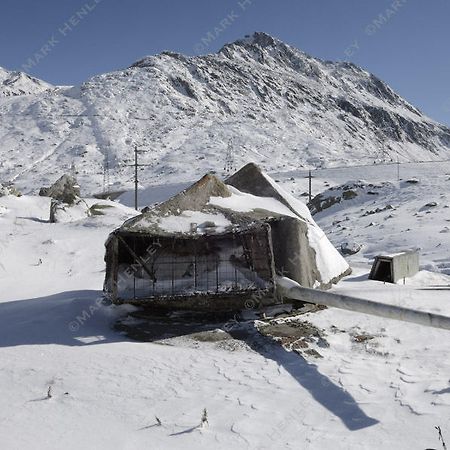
(309, 181, 393, 215)
(39, 174, 80, 205)
(49, 198, 90, 223)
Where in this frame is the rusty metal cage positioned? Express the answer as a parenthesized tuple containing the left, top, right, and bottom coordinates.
(105, 224, 276, 308)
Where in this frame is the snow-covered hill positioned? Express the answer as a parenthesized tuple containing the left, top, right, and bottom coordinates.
(0, 67, 52, 97)
(1, 32, 450, 195)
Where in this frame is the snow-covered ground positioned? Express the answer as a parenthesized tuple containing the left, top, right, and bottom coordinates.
(1, 164, 450, 449)
(276, 161, 450, 277)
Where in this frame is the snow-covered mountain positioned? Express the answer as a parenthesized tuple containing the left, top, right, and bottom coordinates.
(0, 67, 52, 97)
(1, 31, 450, 194)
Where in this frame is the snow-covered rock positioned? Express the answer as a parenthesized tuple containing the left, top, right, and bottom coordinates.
(340, 242, 363, 255)
(40, 174, 81, 205)
(49, 198, 90, 223)
(0, 182, 21, 197)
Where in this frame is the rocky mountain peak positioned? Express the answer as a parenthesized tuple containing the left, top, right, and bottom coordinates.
(233, 31, 282, 49)
(1, 33, 449, 194)
(0, 67, 53, 97)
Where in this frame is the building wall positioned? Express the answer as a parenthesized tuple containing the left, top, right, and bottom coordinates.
(391, 251, 419, 283)
(270, 217, 320, 288)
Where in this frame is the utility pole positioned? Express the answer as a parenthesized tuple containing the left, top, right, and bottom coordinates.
(134, 145, 138, 210)
(125, 143, 151, 211)
(309, 170, 312, 202)
(103, 153, 110, 194)
(305, 169, 314, 203)
(224, 139, 235, 175)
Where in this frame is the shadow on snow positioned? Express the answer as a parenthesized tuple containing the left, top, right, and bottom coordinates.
(0, 291, 378, 430)
(0, 290, 125, 347)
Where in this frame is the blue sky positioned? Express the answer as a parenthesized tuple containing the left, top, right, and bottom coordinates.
(1, 0, 450, 125)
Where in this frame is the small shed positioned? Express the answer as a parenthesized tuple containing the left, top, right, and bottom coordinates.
(369, 250, 419, 283)
(103, 163, 351, 311)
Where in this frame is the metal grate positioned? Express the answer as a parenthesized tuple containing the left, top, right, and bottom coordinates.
(115, 229, 274, 301)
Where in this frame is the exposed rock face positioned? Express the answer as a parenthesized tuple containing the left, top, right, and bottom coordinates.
(39, 175, 81, 205)
(40, 174, 86, 222)
(340, 242, 362, 255)
(309, 181, 392, 215)
(1, 32, 450, 193)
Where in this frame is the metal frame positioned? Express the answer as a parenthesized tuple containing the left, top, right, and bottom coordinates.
(106, 223, 277, 308)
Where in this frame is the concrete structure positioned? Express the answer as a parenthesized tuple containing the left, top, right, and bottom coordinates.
(369, 250, 419, 283)
(103, 163, 350, 311)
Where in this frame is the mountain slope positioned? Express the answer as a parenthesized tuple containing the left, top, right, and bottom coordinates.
(0, 67, 53, 97)
(1, 32, 450, 194)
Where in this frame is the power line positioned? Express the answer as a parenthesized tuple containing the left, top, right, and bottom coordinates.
(306, 158, 450, 173)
